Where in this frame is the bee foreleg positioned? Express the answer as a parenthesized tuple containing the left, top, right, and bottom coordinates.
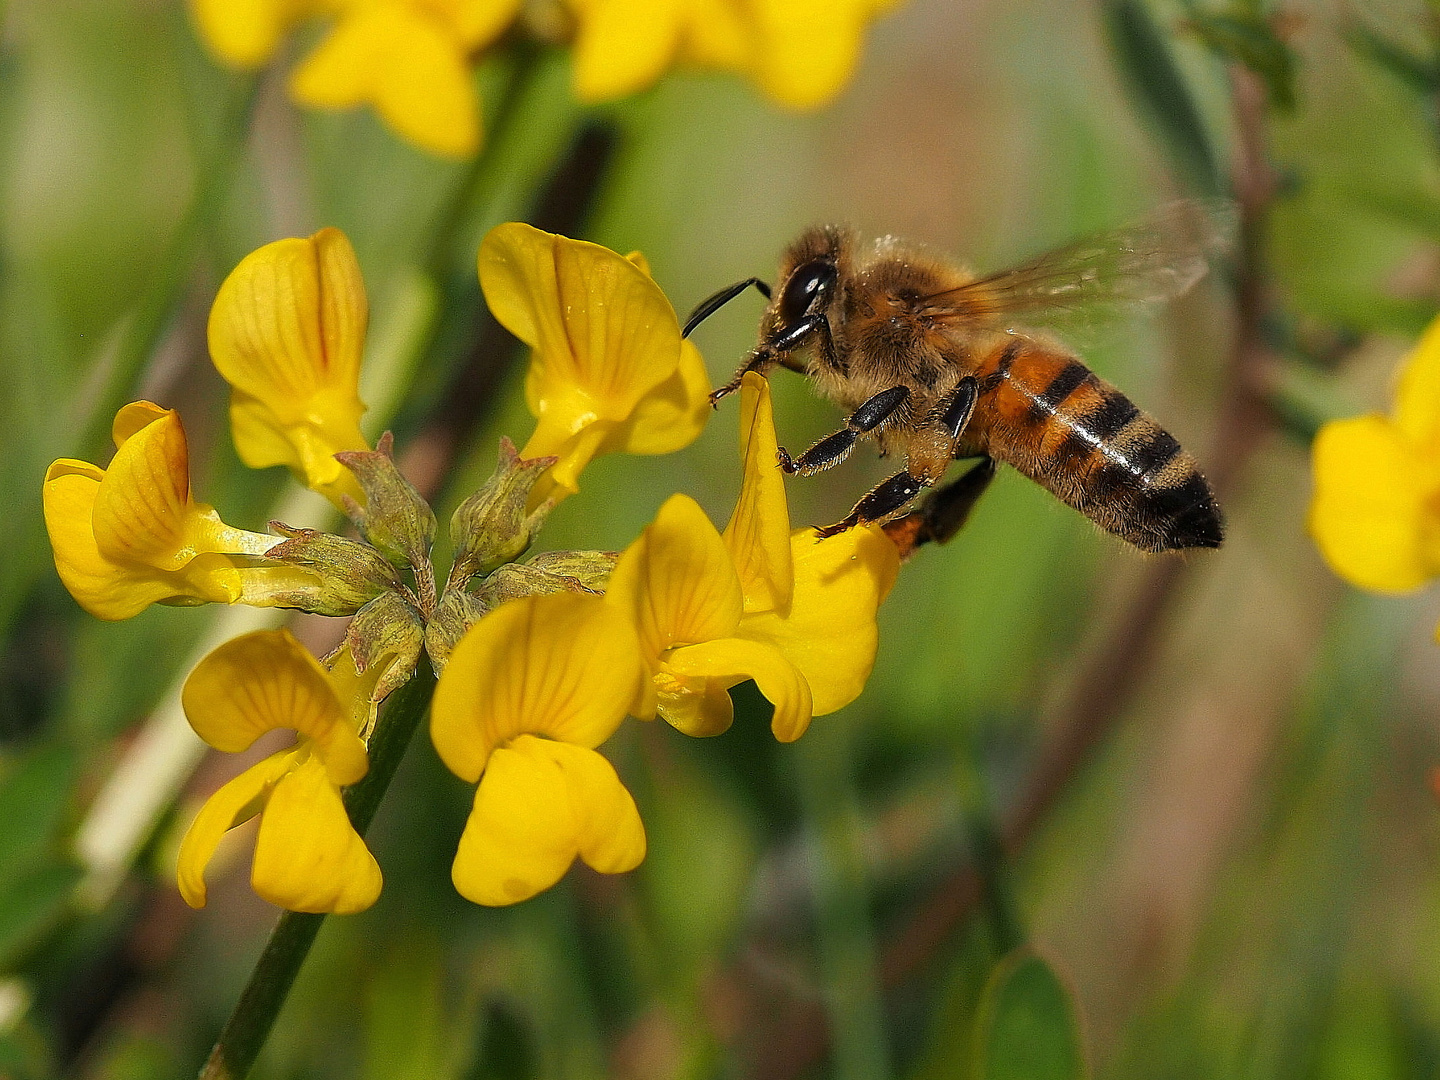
(778, 386, 910, 476)
(917, 457, 996, 545)
(814, 469, 928, 539)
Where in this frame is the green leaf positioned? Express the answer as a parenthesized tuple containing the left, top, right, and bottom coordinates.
(0, 746, 76, 879)
(972, 949, 1086, 1080)
(1186, 11, 1297, 112)
(1103, 0, 1223, 196)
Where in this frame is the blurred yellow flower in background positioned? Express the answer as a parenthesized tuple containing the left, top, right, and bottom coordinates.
(564, 0, 905, 108)
(479, 222, 711, 504)
(430, 593, 647, 906)
(177, 630, 381, 914)
(208, 227, 371, 507)
(189, 0, 519, 158)
(607, 373, 899, 742)
(42, 403, 277, 621)
(1311, 315, 1440, 595)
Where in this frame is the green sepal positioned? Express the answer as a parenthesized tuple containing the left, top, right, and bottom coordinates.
(261, 524, 400, 617)
(525, 550, 618, 592)
(423, 587, 487, 674)
(473, 557, 608, 609)
(447, 438, 557, 588)
(335, 432, 438, 572)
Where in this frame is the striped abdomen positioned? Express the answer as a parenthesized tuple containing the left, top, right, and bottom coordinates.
(967, 341, 1222, 552)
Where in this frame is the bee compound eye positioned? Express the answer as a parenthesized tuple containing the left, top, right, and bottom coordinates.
(779, 260, 838, 323)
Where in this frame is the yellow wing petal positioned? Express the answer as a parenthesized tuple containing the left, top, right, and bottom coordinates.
(182, 629, 370, 785)
(176, 748, 299, 909)
(600, 338, 712, 457)
(607, 494, 744, 663)
(251, 753, 381, 913)
(665, 636, 812, 742)
(91, 407, 192, 567)
(430, 593, 643, 782)
(450, 735, 643, 906)
(1309, 414, 1439, 593)
(736, 524, 898, 715)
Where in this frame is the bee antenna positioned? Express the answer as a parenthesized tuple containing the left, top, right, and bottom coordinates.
(682, 278, 772, 338)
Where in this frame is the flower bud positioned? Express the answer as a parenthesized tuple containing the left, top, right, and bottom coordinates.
(335, 433, 437, 572)
(447, 439, 556, 587)
(263, 524, 401, 616)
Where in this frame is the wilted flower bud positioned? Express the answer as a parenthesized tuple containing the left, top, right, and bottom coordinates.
(336, 433, 437, 573)
(263, 524, 402, 616)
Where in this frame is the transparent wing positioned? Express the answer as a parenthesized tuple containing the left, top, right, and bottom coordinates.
(922, 199, 1235, 330)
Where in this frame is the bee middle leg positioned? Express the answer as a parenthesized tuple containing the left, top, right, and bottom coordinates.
(779, 386, 910, 476)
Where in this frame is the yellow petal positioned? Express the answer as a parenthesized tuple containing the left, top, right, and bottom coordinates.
(450, 735, 644, 906)
(430, 593, 644, 783)
(176, 748, 299, 909)
(723, 371, 793, 615)
(601, 338, 712, 457)
(188, 0, 307, 68)
(655, 672, 735, 737)
(43, 460, 242, 621)
(676, 0, 749, 68)
(665, 636, 812, 741)
(91, 406, 192, 566)
(607, 494, 744, 663)
(1394, 313, 1440, 450)
(293, 3, 481, 158)
(1309, 414, 1440, 592)
(570, 0, 683, 102)
(452, 0, 523, 48)
(520, 416, 617, 502)
(209, 228, 369, 502)
(481, 223, 693, 495)
(736, 524, 898, 716)
(252, 753, 381, 913)
(182, 629, 370, 785)
(747, 0, 872, 110)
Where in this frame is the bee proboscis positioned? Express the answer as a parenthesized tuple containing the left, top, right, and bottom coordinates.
(686, 202, 1228, 553)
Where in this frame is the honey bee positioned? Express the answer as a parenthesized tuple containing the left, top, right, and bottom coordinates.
(686, 203, 1228, 552)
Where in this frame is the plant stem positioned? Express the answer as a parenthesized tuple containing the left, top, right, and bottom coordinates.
(197, 663, 436, 1080)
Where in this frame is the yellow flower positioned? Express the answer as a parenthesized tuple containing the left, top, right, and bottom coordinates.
(430, 592, 647, 906)
(188, 0, 334, 69)
(290, 0, 520, 159)
(564, 0, 903, 109)
(1311, 316, 1440, 594)
(42, 403, 277, 621)
(478, 223, 711, 504)
(566, 0, 749, 102)
(744, 0, 903, 109)
(607, 373, 899, 742)
(209, 228, 371, 507)
(176, 629, 381, 914)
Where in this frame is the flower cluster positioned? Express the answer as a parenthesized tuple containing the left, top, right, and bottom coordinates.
(45, 222, 897, 914)
(188, 0, 905, 158)
(1310, 314, 1440, 608)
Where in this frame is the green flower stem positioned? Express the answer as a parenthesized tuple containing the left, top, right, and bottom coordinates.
(197, 661, 436, 1080)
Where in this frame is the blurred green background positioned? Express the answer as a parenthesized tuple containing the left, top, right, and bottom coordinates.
(3, 0, 1440, 1077)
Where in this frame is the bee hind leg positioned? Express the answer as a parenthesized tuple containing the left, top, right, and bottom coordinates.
(814, 469, 929, 539)
(919, 457, 997, 545)
(779, 386, 910, 476)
